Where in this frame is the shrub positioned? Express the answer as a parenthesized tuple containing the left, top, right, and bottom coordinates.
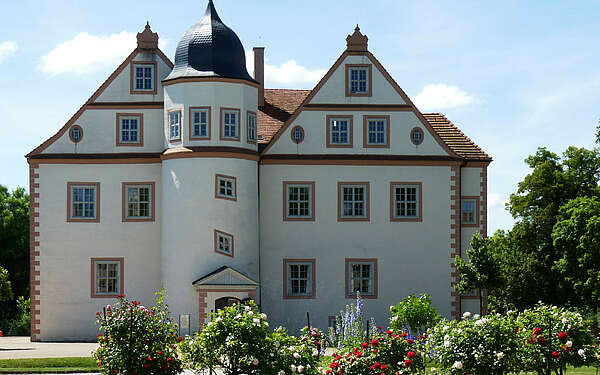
(516, 303, 598, 374)
(390, 294, 441, 335)
(92, 291, 182, 375)
(300, 326, 329, 353)
(8, 296, 30, 336)
(427, 312, 522, 375)
(270, 326, 321, 375)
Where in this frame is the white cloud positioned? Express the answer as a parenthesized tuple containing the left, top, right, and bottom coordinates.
(39, 32, 168, 76)
(0, 41, 18, 63)
(413, 83, 477, 111)
(488, 192, 508, 210)
(246, 51, 326, 88)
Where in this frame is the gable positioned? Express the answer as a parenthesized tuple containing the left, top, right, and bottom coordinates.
(192, 266, 258, 286)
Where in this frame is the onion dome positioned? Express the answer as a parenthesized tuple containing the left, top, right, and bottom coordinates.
(164, 0, 255, 82)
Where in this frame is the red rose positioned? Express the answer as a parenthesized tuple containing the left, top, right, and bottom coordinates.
(371, 339, 379, 346)
(407, 351, 416, 359)
(144, 364, 150, 369)
(407, 339, 414, 344)
(551, 351, 560, 359)
(404, 359, 412, 367)
(97, 363, 102, 367)
(157, 350, 163, 355)
(401, 332, 408, 338)
(357, 351, 363, 357)
(537, 337, 546, 345)
(558, 332, 568, 341)
(380, 364, 387, 370)
(385, 330, 393, 335)
(167, 358, 173, 363)
(361, 342, 369, 348)
(178, 336, 183, 342)
(533, 327, 543, 335)
(147, 357, 153, 361)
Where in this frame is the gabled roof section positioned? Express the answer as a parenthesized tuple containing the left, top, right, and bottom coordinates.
(259, 26, 459, 158)
(192, 266, 258, 286)
(257, 89, 491, 162)
(26, 24, 173, 158)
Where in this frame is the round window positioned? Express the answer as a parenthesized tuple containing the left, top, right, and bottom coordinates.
(410, 127, 424, 145)
(291, 126, 305, 144)
(69, 125, 83, 143)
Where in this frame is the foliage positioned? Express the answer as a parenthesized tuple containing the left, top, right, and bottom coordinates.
(8, 296, 30, 336)
(427, 311, 523, 375)
(328, 293, 377, 350)
(0, 185, 30, 300)
(516, 303, 598, 374)
(389, 294, 441, 335)
(324, 329, 427, 375)
(269, 326, 321, 375)
(0, 266, 12, 302)
(300, 325, 329, 352)
(92, 290, 182, 375)
(455, 145, 600, 311)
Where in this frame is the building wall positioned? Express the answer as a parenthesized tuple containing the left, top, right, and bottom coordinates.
(259, 163, 454, 333)
(35, 163, 162, 341)
(161, 157, 259, 333)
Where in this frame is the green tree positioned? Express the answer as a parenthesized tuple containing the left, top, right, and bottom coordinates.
(456, 143, 600, 311)
(0, 266, 13, 302)
(0, 185, 30, 299)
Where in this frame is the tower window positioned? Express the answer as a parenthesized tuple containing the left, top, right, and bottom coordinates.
(215, 174, 237, 201)
(168, 110, 182, 142)
(220, 108, 240, 141)
(190, 107, 211, 140)
(247, 111, 257, 144)
(214, 230, 234, 257)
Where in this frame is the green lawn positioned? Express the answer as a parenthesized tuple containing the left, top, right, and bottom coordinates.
(0, 357, 97, 374)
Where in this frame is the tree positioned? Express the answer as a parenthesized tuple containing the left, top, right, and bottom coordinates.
(0, 185, 30, 300)
(456, 143, 600, 312)
(0, 266, 13, 302)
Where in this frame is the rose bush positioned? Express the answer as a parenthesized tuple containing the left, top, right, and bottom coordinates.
(516, 303, 598, 374)
(92, 290, 182, 375)
(390, 294, 441, 335)
(270, 326, 321, 375)
(427, 312, 522, 375)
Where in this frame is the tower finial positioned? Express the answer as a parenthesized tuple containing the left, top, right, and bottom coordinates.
(137, 22, 159, 50)
(346, 25, 368, 52)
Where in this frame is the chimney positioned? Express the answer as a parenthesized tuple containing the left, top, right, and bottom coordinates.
(253, 47, 265, 106)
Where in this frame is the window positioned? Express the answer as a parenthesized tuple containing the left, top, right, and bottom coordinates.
(345, 259, 377, 298)
(69, 125, 83, 143)
(214, 230, 234, 257)
(247, 111, 257, 144)
(122, 183, 155, 222)
(283, 259, 315, 299)
(130, 62, 157, 94)
(220, 108, 240, 141)
(390, 182, 422, 222)
(189, 107, 211, 140)
(215, 174, 237, 201)
(116, 113, 143, 146)
(283, 182, 315, 221)
(461, 197, 479, 226)
(326, 115, 353, 148)
(410, 127, 424, 145)
(67, 182, 100, 222)
(168, 110, 181, 142)
(338, 182, 370, 221)
(291, 126, 305, 144)
(363, 115, 390, 148)
(91, 258, 123, 298)
(345, 64, 372, 97)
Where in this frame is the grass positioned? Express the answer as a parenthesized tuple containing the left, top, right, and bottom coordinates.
(0, 357, 97, 373)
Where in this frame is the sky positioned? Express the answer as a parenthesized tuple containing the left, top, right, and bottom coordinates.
(0, 0, 599, 233)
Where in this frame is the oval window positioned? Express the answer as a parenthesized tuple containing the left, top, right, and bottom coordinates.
(410, 127, 424, 145)
(291, 126, 305, 144)
(69, 125, 83, 143)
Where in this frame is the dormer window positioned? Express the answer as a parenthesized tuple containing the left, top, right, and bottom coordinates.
(131, 62, 157, 95)
(345, 64, 372, 97)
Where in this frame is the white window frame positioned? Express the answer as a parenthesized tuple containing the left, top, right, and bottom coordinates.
(221, 109, 239, 140)
(391, 183, 421, 220)
(462, 198, 478, 225)
(215, 174, 236, 201)
(339, 183, 369, 220)
(247, 111, 257, 143)
(94, 261, 121, 296)
(285, 261, 313, 297)
(346, 260, 376, 298)
(214, 230, 234, 257)
(366, 118, 387, 145)
(119, 116, 140, 144)
(70, 184, 98, 220)
(349, 67, 369, 94)
(284, 183, 314, 220)
(125, 184, 152, 219)
(329, 118, 351, 145)
(133, 63, 154, 91)
(190, 107, 210, 139)
(169, 110, 181, 141)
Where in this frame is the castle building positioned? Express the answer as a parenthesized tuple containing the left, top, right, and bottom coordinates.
(26, 1, 491, 341)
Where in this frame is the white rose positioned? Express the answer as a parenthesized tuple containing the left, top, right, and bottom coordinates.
(215, 317, 222, 323)
(278, 371, 286, 375)
(265, 322, 269, 327)
(562, 317, 568, 324)
(274, 341, 280, 349)
(293, 352, 301, 359)
(252, 358, 259, 365)
(566, 340, 572, 348)
(443, 325, 450, 332)
(453, 361, 463, 369)
(431, 368, 437, 373)
(473, 314, 480, 320)
(444, 335, 450, 341)
(496, 352, 504, 360)
(288, 346, 295, 351)
(462, 312, 471, 319)
(298, 365, 304, 373)
(244, 305, 251, 311)
(261, 313, 267, 320)
(444, 340, 450, 348)
(290, 364, 297, 372)
(253, 318, 260, 324)
(312, 349, 319, 356)
(578, 349, 585, 356)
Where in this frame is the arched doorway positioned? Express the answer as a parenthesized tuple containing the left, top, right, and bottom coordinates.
(214, 296, 241, 312)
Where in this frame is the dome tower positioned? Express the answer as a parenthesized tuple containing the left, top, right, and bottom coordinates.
(161, 0, 260, 332)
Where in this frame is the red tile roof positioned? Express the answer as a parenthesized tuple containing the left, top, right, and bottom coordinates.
(258, 89, 491, 161)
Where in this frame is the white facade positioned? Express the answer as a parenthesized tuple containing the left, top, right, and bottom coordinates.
(27, 14, 490, 341)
